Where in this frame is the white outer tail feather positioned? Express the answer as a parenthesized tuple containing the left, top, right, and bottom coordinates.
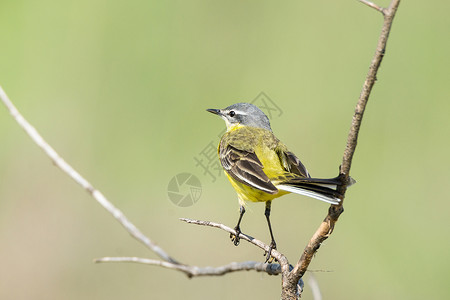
(276, 184, 340, 205)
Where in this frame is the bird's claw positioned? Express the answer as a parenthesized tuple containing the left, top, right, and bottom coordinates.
(230, 227, 241, 246)
(264, 240, 277, 263)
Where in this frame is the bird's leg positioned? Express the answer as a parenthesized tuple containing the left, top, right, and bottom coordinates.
(264, 201, 277, 263)
(230, 205, 245, 246)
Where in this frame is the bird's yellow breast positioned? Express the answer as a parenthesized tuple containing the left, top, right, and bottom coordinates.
(221, 125, 290, 204)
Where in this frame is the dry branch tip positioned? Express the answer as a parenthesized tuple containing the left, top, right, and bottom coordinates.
(359, 0, 386, 15)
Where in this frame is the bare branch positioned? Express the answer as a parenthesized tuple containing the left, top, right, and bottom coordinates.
(289, 206, 341, 279)
(341, 0, 400, 179)
(359, 0, 385, 15)
(307, 273, 322, 300)
(180, 218, 290, 272)
(95, 256, 281, 277)
(0, 85, 178, 264)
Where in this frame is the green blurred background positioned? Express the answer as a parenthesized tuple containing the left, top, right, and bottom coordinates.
(1, 0, 449, 299)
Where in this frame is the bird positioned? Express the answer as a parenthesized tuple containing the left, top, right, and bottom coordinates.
(207, 102, 352, 262)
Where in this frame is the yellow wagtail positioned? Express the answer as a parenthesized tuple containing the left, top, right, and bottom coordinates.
(207, 103, 352, 261)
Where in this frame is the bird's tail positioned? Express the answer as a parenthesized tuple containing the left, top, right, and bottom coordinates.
(276, 175, 355, 205)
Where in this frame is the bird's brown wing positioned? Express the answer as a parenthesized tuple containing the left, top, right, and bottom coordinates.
(275, 145, 311, 178)
(220, 144, 278, 194)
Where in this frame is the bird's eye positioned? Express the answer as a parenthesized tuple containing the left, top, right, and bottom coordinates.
(229, 111, 236, 117)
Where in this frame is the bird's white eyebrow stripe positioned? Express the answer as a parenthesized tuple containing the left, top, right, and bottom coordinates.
(227, 109, 248, 115)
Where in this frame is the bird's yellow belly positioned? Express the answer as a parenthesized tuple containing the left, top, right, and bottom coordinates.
(224, 172, 289, 203)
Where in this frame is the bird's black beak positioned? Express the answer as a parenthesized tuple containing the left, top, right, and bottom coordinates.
(206, 108, 221, 116)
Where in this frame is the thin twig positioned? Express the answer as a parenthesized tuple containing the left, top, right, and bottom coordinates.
(307, 273, 322, 300)
(341, 0, 401, 178)
(0, 86, 178, 264)
(359, 0, 385, 15)
(95, 256, 282, 277)
(180, 218, 290, 272)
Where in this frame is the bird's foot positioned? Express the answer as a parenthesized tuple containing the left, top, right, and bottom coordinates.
(264, 240, 277, 263)
(230, 226, 241, 246)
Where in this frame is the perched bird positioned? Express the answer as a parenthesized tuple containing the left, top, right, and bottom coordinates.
(207, 103, 351, 262)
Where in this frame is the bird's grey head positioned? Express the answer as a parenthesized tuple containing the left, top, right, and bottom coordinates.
(206, 102, 272, 131)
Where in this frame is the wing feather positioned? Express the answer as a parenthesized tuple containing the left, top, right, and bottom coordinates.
(220, 144, 278, 194)
(276, 147, 310, 178)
